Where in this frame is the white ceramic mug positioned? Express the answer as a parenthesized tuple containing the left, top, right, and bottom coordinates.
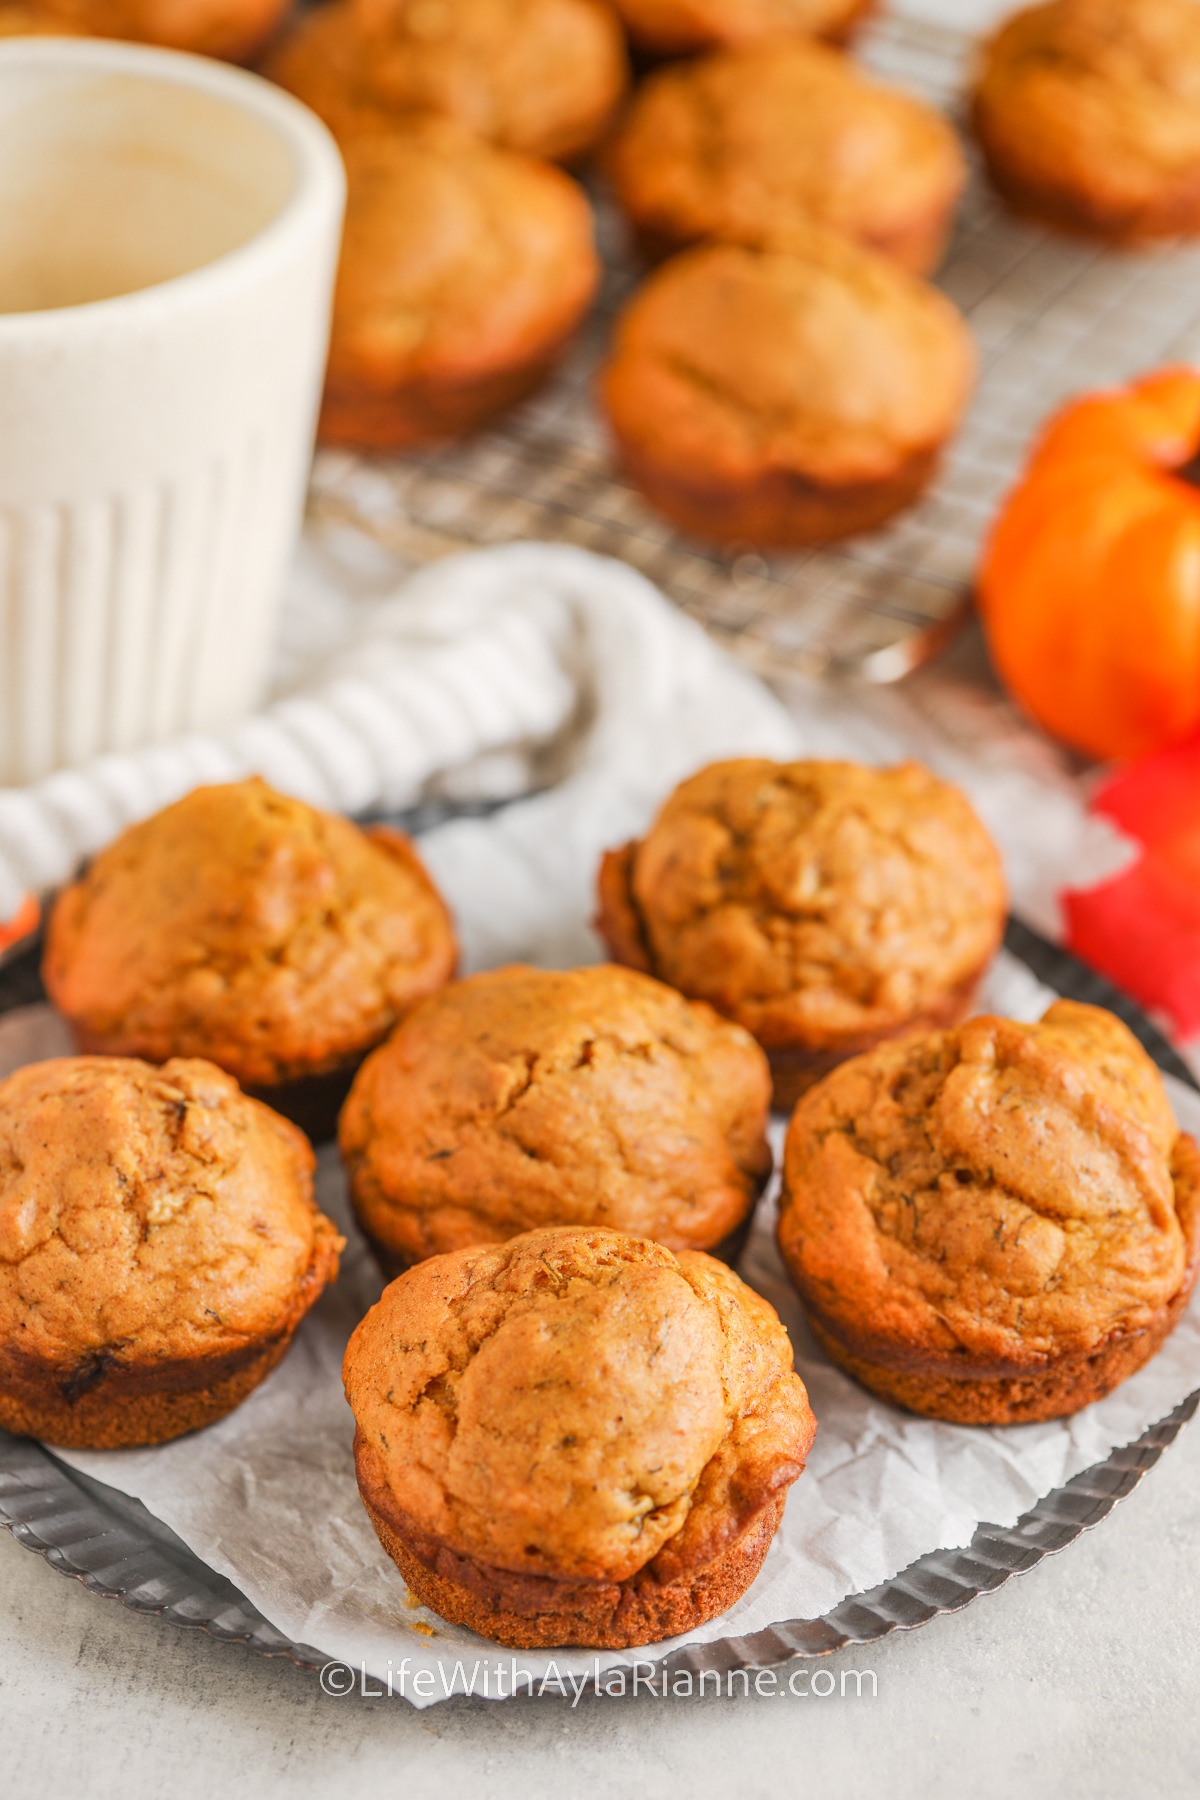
(0, 39, 345, 786)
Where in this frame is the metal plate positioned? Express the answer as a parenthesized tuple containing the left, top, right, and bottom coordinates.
(2, 921, 1196, 1679)
(308, 12, 1200, 686)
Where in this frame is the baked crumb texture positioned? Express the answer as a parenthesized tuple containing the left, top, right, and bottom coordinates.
(340, 962, 773, 1269)
(0, 1056, 342, 1447)
(607, 37, 966, 274)
(777, 1000, 1200, 1424)
(973, 0, 1200, 242)
(43, 778, 457, 1092)
(609, 0, 871, 55)
(267, 0, 629, 164)
(344, 1226, 816, 1646)
(599, 231, 974, 547)
(595, 758, 1007, 1108)
(315, 123, 600, 450)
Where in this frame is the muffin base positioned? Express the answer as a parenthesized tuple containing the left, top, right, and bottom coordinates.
(0, 1224, 340, 1448)
(247, 1060, 362, 1146)
(627, 199, 957, 280)
(973, 105, 1200, 245)
(320, 340, 574, 453)
(610, 436, 941, 549)
(806, 1291, 1196, 1426)
(355, 1431, 785, 1647)
(358, 1205, 758, 1284)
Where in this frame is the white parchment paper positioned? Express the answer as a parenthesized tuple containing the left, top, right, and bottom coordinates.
(9, 951, 1200, 1707)
(4, 541, 1196, 1706)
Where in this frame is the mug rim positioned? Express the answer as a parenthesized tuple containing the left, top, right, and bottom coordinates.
(0, 36, 346, 336)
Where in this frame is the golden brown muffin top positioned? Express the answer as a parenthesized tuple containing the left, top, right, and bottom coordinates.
(610, 0, 867, 55)
(268, 0, 627, 163)
(600, 234, 974, 491)
(974, 0, 1200, 211)
(43, 779, 457, 1088)
(344, 1226, 814, 1581)
(0, 1056, 341, 1372)
(0, 4, 80, 34)
(608, 759, 1006, 1051)
(325, 123, 599, 399)
(608, 39, 966, 270)
(340, 962, 772, 1264)
(779, 1001, 1197, 1374)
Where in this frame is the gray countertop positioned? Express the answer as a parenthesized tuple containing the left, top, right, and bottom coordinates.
(6, 1404, 1200, 1799)
(6, 4, 1199, 1794)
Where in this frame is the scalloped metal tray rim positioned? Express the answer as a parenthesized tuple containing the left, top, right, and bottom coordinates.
(1, 917, 1197, 1684)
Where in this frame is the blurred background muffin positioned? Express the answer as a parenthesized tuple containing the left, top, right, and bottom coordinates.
(42, 778, 456, 1136)
(610, 0, 872, 56)
(339, 961, 773, 1271)
(318, 123, 599, 449)
(607, 37, 966, 274)
(35, 0, 288, 60)
(777, 1001, 1200, 1423)
(596, 757, 1007, 1107)
(599, 229, 974, 547)
(344, 1225, 816, 1647)
(972, 0, 1200, 241)
(267, 0, 629, 164)
(0, 1055, 342, 1447)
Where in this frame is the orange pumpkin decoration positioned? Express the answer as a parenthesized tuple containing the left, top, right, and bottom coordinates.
(977, 368, 1200, 762)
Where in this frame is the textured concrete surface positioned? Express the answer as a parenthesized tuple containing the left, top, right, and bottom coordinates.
(5, 1407, 1200, 1800)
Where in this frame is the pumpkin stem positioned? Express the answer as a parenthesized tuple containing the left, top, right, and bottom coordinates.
(1175, 449, 1200, 489)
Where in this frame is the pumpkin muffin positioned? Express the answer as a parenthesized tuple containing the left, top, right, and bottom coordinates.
(972, 0, 1200, 242)
(344, 1225, 816, 1647)
(596, 758, 1007, 1109)
(611, 0, 871, 56)
(267, 0, 628, 164)
(0, 1056, 342, 1448)
(42, 778, 456, 1137)
(340, 962, 773, 1273)
(319, 123, 599, 450)
(607, 38, 967, 274)
(40, 0, 287, 61)
(777, 1001, 1200, 1424)
(598, 231, 975, 547)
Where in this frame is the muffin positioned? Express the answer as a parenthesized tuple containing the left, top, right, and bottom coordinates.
(318, 123, 600, 450)
(610, 0, 871, 56)
(595, 758, 1007, 1109)
(777, 1001, 1200, 1424)
(344, 1225, 816, 1647)
(42, 778, 456, 1138)
(598, 232, 975, 547)
(0, 1056, 342, 1448)
(607, 38, 967, 274)
(40, 0, 287, 61)
(972, 0, 1200, 242)
(339, 962, 773, 1273)
(267, 0, 629, 165)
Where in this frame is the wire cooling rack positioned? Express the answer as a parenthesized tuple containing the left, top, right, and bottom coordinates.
(308, 10, 1200, 684)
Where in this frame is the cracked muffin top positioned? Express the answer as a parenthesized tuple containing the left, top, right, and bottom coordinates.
(599, 234, 974, 493)
(325, 124, 599, 406)
(339, 962, 773, 1265)
(610, 0, 868, 55)
(778, 1001, 1200, 1374)
(0, 1056, 342, 1373)
(596, 759, 1006, 1055)
(607, 38, 966, 273)
(343, 1225, 815, 1582)
(268, 0, 628, 164)
(973, 0, 1200, 234)
(42, 778, 457, 1088)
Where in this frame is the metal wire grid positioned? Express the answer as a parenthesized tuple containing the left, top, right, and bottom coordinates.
(308, 12, 1200, 684)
